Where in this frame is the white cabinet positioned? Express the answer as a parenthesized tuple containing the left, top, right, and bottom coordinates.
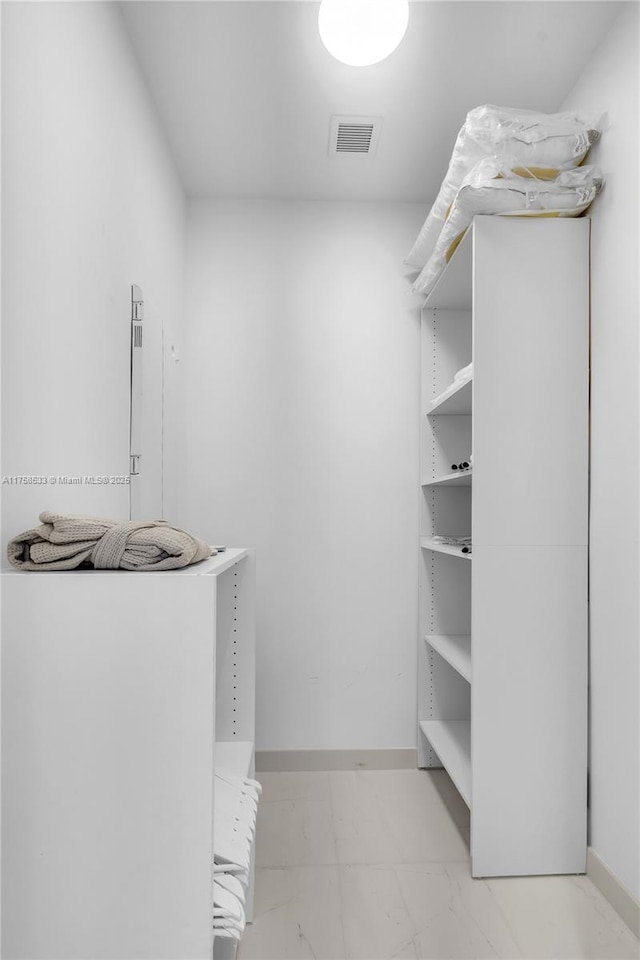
(418, 216, 589, 877)
(1, 548, 256, 959)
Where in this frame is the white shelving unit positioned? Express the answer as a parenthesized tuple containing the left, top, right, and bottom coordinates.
(424, 635, 471, 683)
(419, 719, 471, 807)
(418, 216, 589, 878)
(216, 740, 255, 780)
(426, 376, 472, 415)
(421, 470, 472, 488)
(420, 536, 472, 560)
(1, 548, 256, 960)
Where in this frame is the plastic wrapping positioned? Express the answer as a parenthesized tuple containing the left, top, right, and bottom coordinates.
(412, 158, 602, 299)
(406, 105, 602, 270)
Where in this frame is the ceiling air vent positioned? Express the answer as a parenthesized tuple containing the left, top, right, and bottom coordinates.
(329, 116, 382, 157)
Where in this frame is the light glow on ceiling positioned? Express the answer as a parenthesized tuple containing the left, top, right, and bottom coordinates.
(318, 0, 410, 67)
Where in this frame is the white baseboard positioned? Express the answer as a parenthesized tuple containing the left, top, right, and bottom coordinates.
(255, 748, 417, 772)
(587, 847, 640, 937)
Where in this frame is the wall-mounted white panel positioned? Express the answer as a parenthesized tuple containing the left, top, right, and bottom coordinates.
(587, 539, 640, 902)
(1, 574, 216, 959)
(471, 544, 588, 877)
(472, 217, 590, 548)
(561, 2, 640, 902)
(183, 200, 426, 752)
(1, 2, 185, 539)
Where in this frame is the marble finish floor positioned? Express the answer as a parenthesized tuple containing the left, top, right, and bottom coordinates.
(237, 769, 639, 960)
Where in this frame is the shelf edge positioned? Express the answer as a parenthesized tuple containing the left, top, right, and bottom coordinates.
(425, 635, 472, 683)
(419, 720, 471, 807)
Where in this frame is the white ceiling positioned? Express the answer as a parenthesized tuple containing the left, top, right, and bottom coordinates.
(120, 1, 621, 201)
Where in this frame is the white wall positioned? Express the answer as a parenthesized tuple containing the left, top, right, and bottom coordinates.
(1, 2, 185, 544)
(561, 4, 639, 901)
(184, 200, 426, 751)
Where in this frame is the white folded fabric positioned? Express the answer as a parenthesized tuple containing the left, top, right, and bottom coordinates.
(216, 767, 262, 802)
(406, 104, 602, 270)
(214, 872, 246, 901)
(213, 882, 246, 924)
(213, 769, 260, 871)
(213, 925, 242, 940)
(215, 776, 258, 826)
(454, 362, 473, 381)
(432, 535, 472, 545)
(413, 159, 602, 299)
(7, 511, 214, 571)
(213, 861, 250, 886)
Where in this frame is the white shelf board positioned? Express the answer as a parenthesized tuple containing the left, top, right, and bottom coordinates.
(427, 377, 472, 416)
(420, 537, 472, 560)
(179, 548, 249, 577)
(2, 547, 251, 577)
(419, 719, 471, 807)
(425, 635, 471, 683)
(421, 470, 472, 487)
(215, 740, 254, 780)
(423, 226, 473, 310)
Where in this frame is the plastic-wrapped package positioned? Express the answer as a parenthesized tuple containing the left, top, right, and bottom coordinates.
(213, 881, 246, 940)
(406, 105, 602, 269)
(412, 158, 603, 299)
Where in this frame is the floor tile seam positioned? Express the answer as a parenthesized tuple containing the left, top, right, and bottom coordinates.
(256, 860, 340, 870)
(389, 863, 421, 960)
(330, 797, 467, 823)
(331, 857, 476, 870)
(258, 796, 333, 805)
(333, 844, 351, 960)
(337, 862, 420, 960)
(326, 769, 343, 858)
(254, 863, 343, 873)
(476, 879, 531, 959)
(328, 773, 460, 798)
(440, 863, 526, 960)
(335, 856, 475, 868)
(258, 793, 320, 800)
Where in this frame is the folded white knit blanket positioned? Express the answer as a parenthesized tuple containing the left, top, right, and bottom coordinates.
(7, 512, 213, 571)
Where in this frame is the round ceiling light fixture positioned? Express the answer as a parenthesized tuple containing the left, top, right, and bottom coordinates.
(318, 0, 410, 67)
